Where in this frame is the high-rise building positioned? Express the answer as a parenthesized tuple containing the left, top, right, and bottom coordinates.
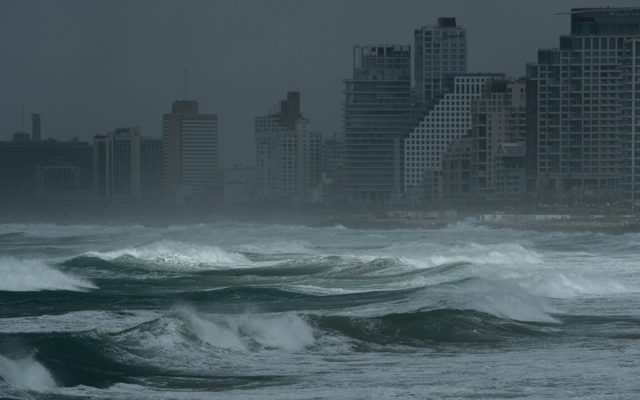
(36, 165, 80, 200)
(404, 73, 504, 198)
(441, 136, 472, 196)
(163, 100, 218, 206)
(414, 18, 467, 110)
(141, 138, 163, 202)
(0, 137, 92, 203)
(343, 45, 412, 204)
(255, 92, 322, 202)
(622, 36, 640, 210)
(469, 79, 527, 196)
(526, 7, 640, 200)
(93, 127, 142, 201)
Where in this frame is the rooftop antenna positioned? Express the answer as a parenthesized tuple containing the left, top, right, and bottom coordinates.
(21, 103, 24, 132)
(184, 69, 188, 101)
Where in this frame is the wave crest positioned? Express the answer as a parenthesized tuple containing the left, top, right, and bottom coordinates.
(0, 355, 57, 392)
(0, 256, 96, 292)
(85, 240, 249, 269)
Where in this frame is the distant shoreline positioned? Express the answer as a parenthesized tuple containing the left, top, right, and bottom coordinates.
(1, 203, 639, 234)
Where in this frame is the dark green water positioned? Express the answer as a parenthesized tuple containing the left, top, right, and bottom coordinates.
(1, 222, 639, 399)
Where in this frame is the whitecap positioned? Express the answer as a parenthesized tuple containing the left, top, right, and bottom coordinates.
(0, 355, 57, 392)
(85, 240, 250, 269)
(0, 256, 96, 292)
(175, 307, 315, 352)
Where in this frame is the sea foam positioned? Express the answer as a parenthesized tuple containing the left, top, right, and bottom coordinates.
(0, 256, 96, 292)
(85, 240, 250, 269)
(0, 355, 57, 392)
(175, 307, 315, 352)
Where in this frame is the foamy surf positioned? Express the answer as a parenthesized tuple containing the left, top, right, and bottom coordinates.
(174, 307, 316, 352)
(85, 240, 251, 269)
(0, 355, 57, 392)
(0, 256, 96, 292)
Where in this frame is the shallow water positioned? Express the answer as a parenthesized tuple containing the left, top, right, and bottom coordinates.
(0, 222, 639, 399)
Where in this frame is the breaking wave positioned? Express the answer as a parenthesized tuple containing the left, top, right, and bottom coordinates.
(399, 242, 543, 270)
(0, 354, 57, 392)
(84, 240, 250, 269)
(0, 256, 96, 292)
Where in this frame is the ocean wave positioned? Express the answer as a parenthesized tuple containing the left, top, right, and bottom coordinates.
(514, 272, 630, 299)
(175, 307, 315, 352)
(0, 222, 146, 239)
(0, 310, 159, 334)
(84, 240, 251, 270)
(427, 277, 560, 323)
(311, 309, 551, 346)
(0, 256, 96, 292)
(116, 307, 315, 355)
(0, 354, 57, 392)
(235, 239, 315, 254)
(399, 242, 542, 270)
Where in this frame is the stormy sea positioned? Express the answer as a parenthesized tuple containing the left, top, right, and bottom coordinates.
(0, 221, 639, 399)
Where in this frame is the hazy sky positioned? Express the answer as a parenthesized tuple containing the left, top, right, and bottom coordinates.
(1, 0, 638, 167)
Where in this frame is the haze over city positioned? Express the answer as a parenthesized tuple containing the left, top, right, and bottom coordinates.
(2, 0, 637, 167)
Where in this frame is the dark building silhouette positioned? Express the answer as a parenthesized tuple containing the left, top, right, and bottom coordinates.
(0, 137, 92, 203)
(163, 100, 219, 206)
(343, 45, 412, 204)
(31, 114, 41, 142)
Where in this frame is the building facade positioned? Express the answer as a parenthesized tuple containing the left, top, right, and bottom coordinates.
(343, 45, 412, 204)
(404, 73, 504, 198)
(414, 18, 467, 111)
(441, 136, 472, 196)
(470, 79, 527, 197)
(255, 92, 322, 202)
(622, 37, 640, 210)
(93, 127, 142, 201)
(141, 138, 163, 202)
(526, 7, 640, 201)
(0, 137, 92, 203)
(163, 100, 219, 206)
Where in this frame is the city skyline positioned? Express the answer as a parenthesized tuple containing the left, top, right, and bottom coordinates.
(2, 0, 639, 168)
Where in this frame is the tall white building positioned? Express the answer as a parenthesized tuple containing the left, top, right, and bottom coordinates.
(255, 92, 322, 202)
(404, 73, 503, 196)
(163, 100, 218, 206)
(414, 17, 467, 110)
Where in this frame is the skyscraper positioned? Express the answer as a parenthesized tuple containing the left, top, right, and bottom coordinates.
(414, 18, 467, 111)
(255, 92, 322, 202)
(469, 79, 527, 197)
(526, 7, 640, 201)
(141, 137, 163, 202)
(162, 100, 218, 206)
(404, 73, 503, 198)
(622, 36, 640, 211)
(93, 127, 142, 201)
(343, 45, 412, 204)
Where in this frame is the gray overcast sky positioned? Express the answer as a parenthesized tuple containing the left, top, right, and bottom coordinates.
(1, 0, 638, 167)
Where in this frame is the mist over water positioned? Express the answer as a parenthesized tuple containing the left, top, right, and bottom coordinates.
(1, 221, 640, 399)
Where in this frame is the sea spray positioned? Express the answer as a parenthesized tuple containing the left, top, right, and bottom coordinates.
(174, 307, 316, 351)
(85, 240, 250, 269)
(0, 256, 96, 292)
(0, 355, 57, 392)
